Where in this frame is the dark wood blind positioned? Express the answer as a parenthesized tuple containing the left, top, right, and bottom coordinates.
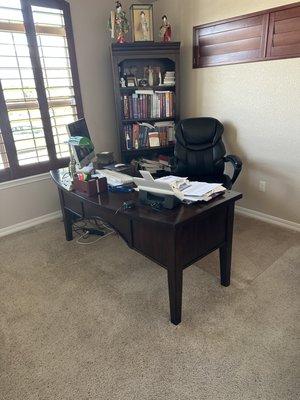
(193, 2, 300, 68)
(194, 15, 268, 67)
(267, 5, 300, 58)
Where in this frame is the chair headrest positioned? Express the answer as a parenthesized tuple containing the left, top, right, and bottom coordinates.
(177, 118, 224, 147)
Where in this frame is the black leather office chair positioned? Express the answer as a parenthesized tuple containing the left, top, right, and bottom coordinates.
(174, 117, 242, 189)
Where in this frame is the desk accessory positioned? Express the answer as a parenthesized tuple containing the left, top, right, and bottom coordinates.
(139, 189, 180, 210)
(73, 177, 98, 196)
(73, 176, 108, 196)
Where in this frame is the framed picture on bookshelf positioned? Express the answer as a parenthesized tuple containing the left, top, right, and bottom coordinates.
(130, 4, 154, 42)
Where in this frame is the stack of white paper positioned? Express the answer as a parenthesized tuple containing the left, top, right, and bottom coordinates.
(155, 175, 225, 203)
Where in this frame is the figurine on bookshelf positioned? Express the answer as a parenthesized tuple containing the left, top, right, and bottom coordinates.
(108, 1, 129, 43)
(159, 15, 172, 42)
(120, 77, 126, 87)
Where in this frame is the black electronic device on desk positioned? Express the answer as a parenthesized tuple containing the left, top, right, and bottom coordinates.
(133, 170, 182, 210)
(139, 190, 181, 210)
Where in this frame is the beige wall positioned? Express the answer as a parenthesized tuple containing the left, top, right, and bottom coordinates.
(179, 0, 300, 223)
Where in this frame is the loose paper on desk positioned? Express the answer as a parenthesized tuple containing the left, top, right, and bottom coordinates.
(156, 175, 225, 203)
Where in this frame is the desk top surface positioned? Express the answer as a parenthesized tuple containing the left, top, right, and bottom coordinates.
(51, 169, 242, 226)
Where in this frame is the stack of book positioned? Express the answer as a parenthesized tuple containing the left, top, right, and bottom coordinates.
(123, 121, 175, 150)
(163, 71, 175, 86)
(122, 90, 175, 120)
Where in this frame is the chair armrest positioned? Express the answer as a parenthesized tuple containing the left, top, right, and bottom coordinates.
(224, 155, 242, 185)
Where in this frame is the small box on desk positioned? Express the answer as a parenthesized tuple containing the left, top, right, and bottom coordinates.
(73, 177, 107, 196)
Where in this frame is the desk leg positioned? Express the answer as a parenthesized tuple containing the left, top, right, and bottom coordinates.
(58, 189, 73, 241)
(168, 267, 183, 325)
(219, 203, 234, 287)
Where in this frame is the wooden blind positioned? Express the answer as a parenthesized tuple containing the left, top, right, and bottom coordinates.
(267, 5, 300, 58)
(193, 2, 300, 68)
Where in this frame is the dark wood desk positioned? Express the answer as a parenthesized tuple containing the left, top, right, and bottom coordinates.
(51, 169, 242, 325)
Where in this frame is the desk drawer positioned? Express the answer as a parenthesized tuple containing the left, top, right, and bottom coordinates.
(63, 191, 84, 216)
(175, 205, 227, 267)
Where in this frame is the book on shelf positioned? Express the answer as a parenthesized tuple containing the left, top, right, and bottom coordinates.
(162, 71, 175, 86)
(123, 121, 175, 151)
(122, 90, 175, 120)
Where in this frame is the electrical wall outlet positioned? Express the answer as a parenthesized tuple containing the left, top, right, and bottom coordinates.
(259, 180, 266, 192)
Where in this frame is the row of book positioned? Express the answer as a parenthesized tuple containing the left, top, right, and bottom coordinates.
(123, 121, 175, 150)
(122, 90, 175, 120)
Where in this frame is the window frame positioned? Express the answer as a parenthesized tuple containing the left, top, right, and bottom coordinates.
(0, 0, 83, 182)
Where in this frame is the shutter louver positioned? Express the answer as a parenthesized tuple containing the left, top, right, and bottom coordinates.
(0, 0, 49, 166)
(31, 5, 78, 159)
(195, 15, 268, 67)
(267, 5, 300, 58)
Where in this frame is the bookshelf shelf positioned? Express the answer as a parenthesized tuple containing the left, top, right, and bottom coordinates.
(121, 145, 174, 155)
(122, 117, 176, 124)
(120, 85, 176, 92)
(110, 42, 180, 164)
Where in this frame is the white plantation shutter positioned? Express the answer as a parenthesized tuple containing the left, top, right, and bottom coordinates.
(0, 0, 83, 182)
(32, 5, 78, 159)
(0, 0, 49, 166)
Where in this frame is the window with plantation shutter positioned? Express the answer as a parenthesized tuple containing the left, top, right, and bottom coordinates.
(193, 14, 269, 68)
(267, 5, 300, 58)
(193, 2, 300, 68)
(0, 0, 83, 182)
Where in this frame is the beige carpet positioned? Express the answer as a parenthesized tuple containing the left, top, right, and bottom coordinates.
(0, 215, 299, 400)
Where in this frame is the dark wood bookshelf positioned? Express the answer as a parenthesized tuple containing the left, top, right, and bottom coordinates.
(110, 42, 180, 164)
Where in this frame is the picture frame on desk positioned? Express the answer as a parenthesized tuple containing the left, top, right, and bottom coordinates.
(130, 4, 154, 42)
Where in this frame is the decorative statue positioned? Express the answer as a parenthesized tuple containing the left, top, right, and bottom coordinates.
(108, 1, 129, 43)
(159, 15, 172, 42)
(147, 66, 154, 86)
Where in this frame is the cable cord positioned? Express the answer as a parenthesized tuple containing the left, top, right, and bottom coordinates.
(73, 216, 115, 246)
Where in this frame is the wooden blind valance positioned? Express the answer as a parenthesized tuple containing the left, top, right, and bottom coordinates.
(193, 2, 300, 68)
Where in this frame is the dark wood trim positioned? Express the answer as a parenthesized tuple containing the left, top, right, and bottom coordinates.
(0, 81, 19, 176)
(62, 1, 84, 118)
(0, 158, 69, 183)
(30, 0, 69, 8)
(193, 2, 300, 68)
(111, 42, 180, 52)
(21, 0, 57, 165)
(0, 168, 12, 183)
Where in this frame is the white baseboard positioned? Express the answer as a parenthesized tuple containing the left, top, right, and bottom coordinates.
(236, 206, 300, 232)
(0, 211, 62, 238)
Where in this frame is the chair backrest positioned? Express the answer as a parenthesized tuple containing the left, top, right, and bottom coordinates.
(174, 117, 226, 178)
